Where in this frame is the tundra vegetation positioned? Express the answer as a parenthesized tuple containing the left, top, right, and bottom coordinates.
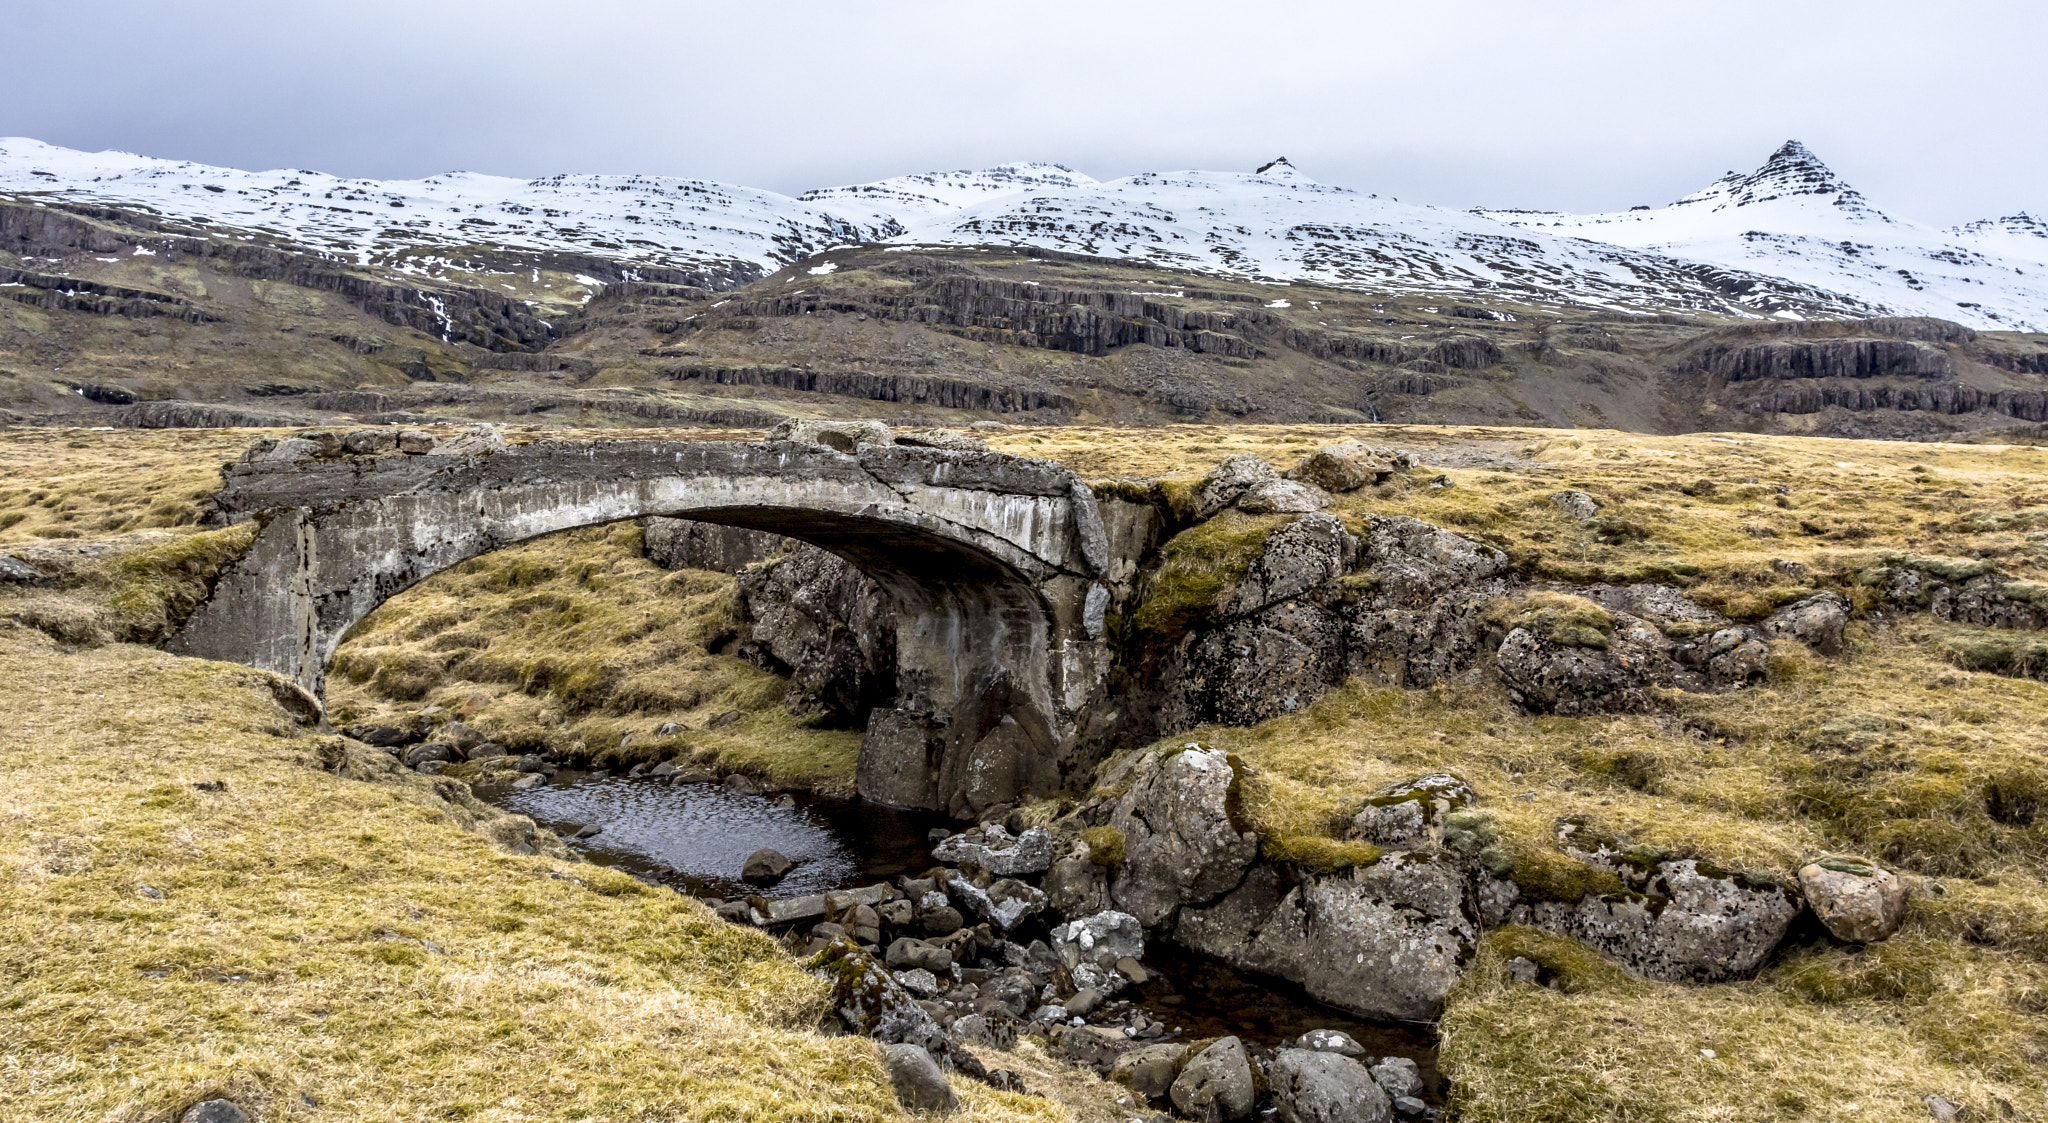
(3, 422, 2046, 1122)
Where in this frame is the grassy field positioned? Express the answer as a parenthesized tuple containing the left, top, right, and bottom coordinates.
(3, 422, 2047, 1120)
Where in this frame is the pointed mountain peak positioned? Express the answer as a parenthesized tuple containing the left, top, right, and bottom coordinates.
(1751, 139, 1849, 193)
(1676, 139, 1877, 218)
(1253, 157, 1314, 183)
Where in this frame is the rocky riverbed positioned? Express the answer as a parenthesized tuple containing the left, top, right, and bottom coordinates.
(458, 760, 1442, 1121)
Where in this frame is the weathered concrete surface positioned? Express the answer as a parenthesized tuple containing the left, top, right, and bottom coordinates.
(168, 437, 1111, 815)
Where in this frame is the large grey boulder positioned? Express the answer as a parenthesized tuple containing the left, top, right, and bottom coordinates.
(1236, 478, 1331, 514)
(1195, 454, 1281, 518)
(809, 938, 952, 1062)
(1171, 601, 1344, 726)
(1226, 514, 1355, 615)
(1494, 612, 1675, 715)
(1286, 442, 1406, 493)
(884, 1043, 959, 1113)
(1798, 857, 1909, 943)
(932, 824, 1056, 876)
(1108, 746, 1260, 928)
(1512, 823, 1803, 982)
(1176, 857, 1476, 1021)
(1269, 1048, 1393, 1123)
(1763, 592, 1852, 656)
(1171, 1036, 1257, 1122)
(1166, 514, 1356, 727)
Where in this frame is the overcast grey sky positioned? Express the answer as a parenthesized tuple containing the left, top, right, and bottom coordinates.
(8, 0, 2044, 225)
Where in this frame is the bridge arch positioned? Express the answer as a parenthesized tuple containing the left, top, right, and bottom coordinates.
(167, 437, 1114, 815)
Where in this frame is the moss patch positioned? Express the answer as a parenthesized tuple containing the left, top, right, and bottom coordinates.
(1129, 511, 1288, 643)
(1483, 591, 1615, 650)
(1080, 825, 1127, 868)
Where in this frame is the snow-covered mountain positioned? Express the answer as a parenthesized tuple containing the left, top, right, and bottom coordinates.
(0, 136, 892, 274)
(1476, 141, 2048, 331)
(3, 136, 2043, 329)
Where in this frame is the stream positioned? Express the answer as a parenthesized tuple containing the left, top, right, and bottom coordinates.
(489, 769, 1440, 1102)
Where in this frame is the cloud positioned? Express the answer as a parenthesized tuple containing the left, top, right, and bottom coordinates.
(9, 0, 2045, 224)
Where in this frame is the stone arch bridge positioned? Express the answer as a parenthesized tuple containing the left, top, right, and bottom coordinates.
(168, 436, 1118, 817)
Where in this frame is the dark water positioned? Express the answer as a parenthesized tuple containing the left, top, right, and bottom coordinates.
(487, 772, 1438, 1095)
(1133, 943, 1441, 1095)
(494, 770, 944, 899)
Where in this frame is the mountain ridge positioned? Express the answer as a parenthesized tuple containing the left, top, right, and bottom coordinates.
(6, 136, 2041, 329)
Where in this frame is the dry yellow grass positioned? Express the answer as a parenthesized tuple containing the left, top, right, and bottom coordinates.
(0, 626, 1117, 1121)
(325, 522, 862, 793)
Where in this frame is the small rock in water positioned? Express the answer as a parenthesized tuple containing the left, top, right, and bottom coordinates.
(508, 772, 545, 789)
(742, 847, 793, 885)
(1297, 1028, 1365, 1057)
(722, 773, 763, 796)
(883, 1042, 958, 1113)
(775, 794, 798, 809)
(572, 824, 603, 840)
